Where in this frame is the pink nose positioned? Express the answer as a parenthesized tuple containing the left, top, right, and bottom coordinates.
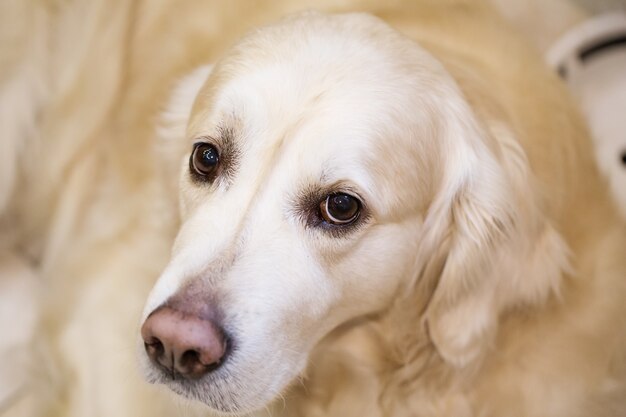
(141, 307, 227, 379)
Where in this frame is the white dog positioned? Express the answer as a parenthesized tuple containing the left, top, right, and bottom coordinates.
(2, 2, 625, 417)
(138, 11, 626, 417)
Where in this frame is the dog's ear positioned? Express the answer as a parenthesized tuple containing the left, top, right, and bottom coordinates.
(155, 64, 213, 195)
(417, 117, 568, 368)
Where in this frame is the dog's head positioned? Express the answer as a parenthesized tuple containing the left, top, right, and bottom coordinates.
(139, 12, 567, 414)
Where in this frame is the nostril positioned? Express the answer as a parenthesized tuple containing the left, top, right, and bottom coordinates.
(181, 349, 200, 366)
(144, 337, 164, 360)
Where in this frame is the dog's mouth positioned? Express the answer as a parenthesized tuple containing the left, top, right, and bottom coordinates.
(140, 325, 307, 415)
(146, 362, 244, 414)
(143, 350, 254, 414)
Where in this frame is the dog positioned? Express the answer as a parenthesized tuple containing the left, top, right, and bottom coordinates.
(1, 1, 626, 417)
(138, 8, 626, 417)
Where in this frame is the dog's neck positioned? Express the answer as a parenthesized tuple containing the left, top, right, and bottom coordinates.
(277, 306, 468, 417)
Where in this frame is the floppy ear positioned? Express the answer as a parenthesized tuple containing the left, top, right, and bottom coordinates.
(155, 64, 213, 195)
(417, 116, 568, 368)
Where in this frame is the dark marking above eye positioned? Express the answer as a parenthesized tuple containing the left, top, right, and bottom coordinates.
(621, 150, 626, 166)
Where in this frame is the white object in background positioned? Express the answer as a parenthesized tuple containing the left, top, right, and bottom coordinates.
(547, 13, 626, 219)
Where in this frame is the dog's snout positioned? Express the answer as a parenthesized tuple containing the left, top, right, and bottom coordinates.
(141, 306, 228, 379)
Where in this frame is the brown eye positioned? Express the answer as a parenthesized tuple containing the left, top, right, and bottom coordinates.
(319, 193, 361, 225)
(190, 142, 219, 179)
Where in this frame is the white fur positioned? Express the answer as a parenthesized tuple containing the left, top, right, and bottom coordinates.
(140, 12, 570, 414)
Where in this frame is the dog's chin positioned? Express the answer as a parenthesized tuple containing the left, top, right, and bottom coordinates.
(138, 346, 300, 415)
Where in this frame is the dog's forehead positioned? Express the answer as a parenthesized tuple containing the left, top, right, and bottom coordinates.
(187, 13, 444, 214)
(190, 12, 442, 133)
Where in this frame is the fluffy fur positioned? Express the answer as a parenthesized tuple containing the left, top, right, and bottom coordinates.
(1, 1, 625, 417)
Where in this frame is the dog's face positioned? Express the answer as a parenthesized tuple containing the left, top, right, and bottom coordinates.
(139, 12, 566, 415)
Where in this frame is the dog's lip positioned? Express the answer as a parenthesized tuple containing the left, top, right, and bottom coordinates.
(153, 360, 261, 415)
(164, 378, 246, 415)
